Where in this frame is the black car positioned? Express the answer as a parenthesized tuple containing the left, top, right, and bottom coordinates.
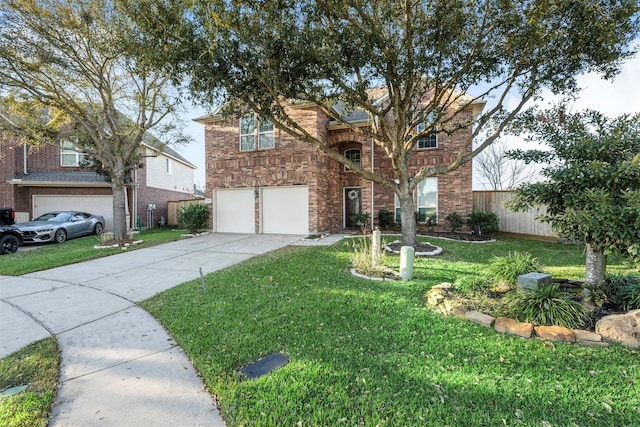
(0, 208, 15, 225)
(0, 225, 23, 255)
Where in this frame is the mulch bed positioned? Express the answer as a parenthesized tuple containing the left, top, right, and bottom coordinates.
(383, 230, 491, 254)
(420, 230, 493, 242)
(386, 241, 441, 254)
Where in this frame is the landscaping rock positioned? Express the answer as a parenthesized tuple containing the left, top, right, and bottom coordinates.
(595, 309, 640, 348)
(100, 232, 115, 243)
(466, 311, 495, 327)
(573, 329, 602, 343)
(426, 290, 445, 306)
(450, 306, 467, 319)
(517, 272, 552, 291)
(494, 317, 534, 338)
(534, 325, 576, 342)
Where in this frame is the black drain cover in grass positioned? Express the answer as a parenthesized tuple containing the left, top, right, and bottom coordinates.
(241, 352, 288, 379)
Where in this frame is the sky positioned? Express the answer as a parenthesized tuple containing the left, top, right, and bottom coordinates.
(173, 46, 640, 191)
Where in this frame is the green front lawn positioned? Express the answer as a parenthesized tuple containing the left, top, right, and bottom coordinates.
(142, 236, 640, 426)
(0, 338, 59, 427)
(0, 228, 187, 276)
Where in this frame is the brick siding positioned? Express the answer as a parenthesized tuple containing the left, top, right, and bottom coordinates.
(203, 101, 475, 233)
(0, 136, 195, 225)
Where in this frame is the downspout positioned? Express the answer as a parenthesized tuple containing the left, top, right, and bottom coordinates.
(133, 166, 138, 230)
(23, 143, 27, 174)
(370, 118, 377, 231)
(371, 134, 375, 231)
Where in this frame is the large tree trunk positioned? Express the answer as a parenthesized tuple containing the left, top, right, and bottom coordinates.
(111, 181, 128, 242)
(585, 243, 607, 288)
(397, 186, 417, 246)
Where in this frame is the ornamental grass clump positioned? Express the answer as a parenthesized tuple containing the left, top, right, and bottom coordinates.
(452, 275, 492, 297)
(348, 236, 396, 279)
(487, 251, 544, 290)
(503, 283, 588, 329)
(610, 274, 640, 310)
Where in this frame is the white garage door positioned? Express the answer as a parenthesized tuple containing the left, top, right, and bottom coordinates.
(262, 186, 309, 235)
(215, 189, 255, 233)
(33, 195, 114, 230)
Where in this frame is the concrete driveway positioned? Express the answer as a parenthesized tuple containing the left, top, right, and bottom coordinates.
(0, 233, 305, 426)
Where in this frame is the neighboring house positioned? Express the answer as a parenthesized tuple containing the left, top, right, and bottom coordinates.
(195, 87, 485, 235)
(0, 132, 198, 230)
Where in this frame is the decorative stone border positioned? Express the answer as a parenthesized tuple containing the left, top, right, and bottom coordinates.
(425, 283, 640, 348)
(350, 268, 400, 282)
(384, 240, 443, 256)
(304, 232, 330, 241)
(417, 234, 496, 244)
(180, 231, 210, 238)
(94, 240, 144, 250)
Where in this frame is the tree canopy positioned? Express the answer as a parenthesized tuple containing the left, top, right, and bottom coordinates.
(124, 0, 638, 244)
(0, 0, 186, 240)
(508, 108, 640, 286)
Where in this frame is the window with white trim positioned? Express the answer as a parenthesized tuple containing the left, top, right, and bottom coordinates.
(60, 140, 90, 167)
(344, 148, 361, 171)
(416, 120, 437, 149)
(417, 178, 438, 222)
(394, 178, 438, 223)
(165, 158, 172, 174)
(240, 113, 274, 151)
(415, 111, 438, 149)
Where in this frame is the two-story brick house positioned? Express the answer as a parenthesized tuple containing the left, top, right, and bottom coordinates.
(195, 88, 484, 235)
(0, 132, 198, 230)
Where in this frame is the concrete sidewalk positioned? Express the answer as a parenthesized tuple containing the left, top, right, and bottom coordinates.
(0, 233, 314, 426)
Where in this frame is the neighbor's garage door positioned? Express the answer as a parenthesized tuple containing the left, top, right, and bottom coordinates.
(33, 195, 114, 230)
(215, 188, 255, 233)
(261, 186, 309, 235)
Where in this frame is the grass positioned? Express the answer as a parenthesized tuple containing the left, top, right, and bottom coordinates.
(0, 338, 59, 427)
(141, 236, 640, 426)
(0, 228, 187, 276)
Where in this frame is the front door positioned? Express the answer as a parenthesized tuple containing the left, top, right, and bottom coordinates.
(344, 187, 362, 228)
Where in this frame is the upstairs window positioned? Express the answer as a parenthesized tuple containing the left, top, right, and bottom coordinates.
(416, 112, 438, 149)
(240, 113, 275, 151)
(416, 120, 438, 149)
(165, 158, 172, 174)
(61, 140, 90, 167)
(344, 148, 361, 171)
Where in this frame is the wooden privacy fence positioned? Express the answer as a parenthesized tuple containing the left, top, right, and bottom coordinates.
(167, 199, 205, 226)
(473, 191, 557, 240)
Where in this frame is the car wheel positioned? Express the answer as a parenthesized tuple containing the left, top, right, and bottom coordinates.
(54, 229, 67, 243)
(94, 223, 103, 235)
(0, 235, 20, 254)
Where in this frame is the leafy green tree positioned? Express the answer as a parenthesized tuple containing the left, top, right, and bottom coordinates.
(508, 108, 640, 287)
(0, 0, 186, 241)
(125, 0, 638, 245)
